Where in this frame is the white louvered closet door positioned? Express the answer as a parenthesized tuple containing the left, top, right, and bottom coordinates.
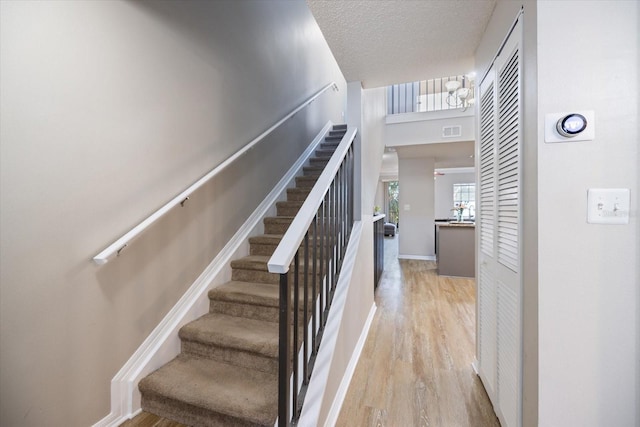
(477, 18, 522, 427)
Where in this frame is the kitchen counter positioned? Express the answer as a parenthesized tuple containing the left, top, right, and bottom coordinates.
(435, 222, 475, 278)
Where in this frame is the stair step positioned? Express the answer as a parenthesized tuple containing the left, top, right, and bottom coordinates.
(230, 255, 273, 272)
(179, 312, 278, 373)
(208, 281, 316, 323)
(209, 281, 280, 321)
(276, 201, 304, 217)
(323, 135, 343, 142)
(263, 216, 293, 234)
(309, 157, 330, 167)
(315, 148, 335, 158)
(320, 141, 340, 150)
(303, 165, 325, 176)
(140, 355, 277, 427)
(250, 234, 283, 256)
(231, 254, 325, 285)
(332, 124, 347, 130)
(286, 187, 311, 201)
(328, 129, 346, 137)
(295, 175, 319, 189)
(249, 233, 330, 256)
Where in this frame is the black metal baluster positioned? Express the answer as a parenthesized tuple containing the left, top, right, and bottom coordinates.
(341, 162, 348, 261)
(312, 214, 318, 356)
(332, 178, 337, 295)
(292, 251, 299, 419)
(338, 165, 344, 267)
(324, 190, 330, 322)
(278, 273, 291, 427)
(318, 201, 324, 337)
(303, 231, 309, 385)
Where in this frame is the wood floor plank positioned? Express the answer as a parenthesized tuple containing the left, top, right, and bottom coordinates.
(336, 235, 499, 427)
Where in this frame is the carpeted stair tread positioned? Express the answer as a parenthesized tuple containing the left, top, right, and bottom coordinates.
(208, 281, 315, 325)
(231, 254, 324, 272)
(263, 216, 294, 234)
(230, 255, 271, 271)
(248, 233, 284, 245)
(286, 188, 311, 201)
(303, 165, 325, 176)
(320, 141, 340, 150)
(180, 313, 278, 358)
(324, 135, 344, 141)
(295, 175, 319, 188)
(264, 216, 294, 223)
(249, 233, 326, 246)
(140, 355, 277, 426)
(209, 281, 280, 308)
(276, 200, 305, 216)
(276, 200, 305, 209)
(315, 148, 335, 157)
(309, 157, 330, 166)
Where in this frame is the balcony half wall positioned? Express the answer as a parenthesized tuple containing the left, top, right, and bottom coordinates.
(385, 107, 475, 147)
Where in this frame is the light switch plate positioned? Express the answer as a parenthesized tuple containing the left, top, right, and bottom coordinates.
(587, 188, 630, 224)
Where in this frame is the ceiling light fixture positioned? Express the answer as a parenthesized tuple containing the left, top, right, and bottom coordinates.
(444, 74, 475, 111)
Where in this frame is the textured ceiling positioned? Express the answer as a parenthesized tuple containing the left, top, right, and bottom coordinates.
(307, 0, 496, 88)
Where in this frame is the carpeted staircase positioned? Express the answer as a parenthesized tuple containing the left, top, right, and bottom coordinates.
(137, 124, 347, 427)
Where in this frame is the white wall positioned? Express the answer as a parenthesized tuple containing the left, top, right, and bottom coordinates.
(361, 87, 387, 212)
(398, 156, 436, 258)
(434, 172, 475, 219)
(536, 2, 638, 426)
(0, 1, 346, 425)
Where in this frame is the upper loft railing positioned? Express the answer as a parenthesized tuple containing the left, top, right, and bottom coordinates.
(387, 74, 475, 115)
(92, 82, 339, 265)
(268, 126, 357, 426)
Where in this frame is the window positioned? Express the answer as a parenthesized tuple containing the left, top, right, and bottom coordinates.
(386, 181, 399, 224)
(453, 183, 476, 219)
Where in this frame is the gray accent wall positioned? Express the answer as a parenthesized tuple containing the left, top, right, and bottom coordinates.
(0, 1, 345, 425)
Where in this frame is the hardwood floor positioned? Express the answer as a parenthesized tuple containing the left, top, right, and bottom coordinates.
(120, 411, 186, 427)
(335, 235, 499, 427)
(122, 234, 498, 427)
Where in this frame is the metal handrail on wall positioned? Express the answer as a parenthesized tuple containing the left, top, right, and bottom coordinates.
(92, 82, 338, 265)
(268, 127, 357, 426)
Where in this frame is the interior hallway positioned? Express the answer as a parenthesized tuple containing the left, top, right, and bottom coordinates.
(336, 234, 499, 426)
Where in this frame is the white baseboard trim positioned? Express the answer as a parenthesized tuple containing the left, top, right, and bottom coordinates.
(398, 254, 436, 261)
(323, 302, 377, 427)
(472, 358, 480, 375)
(92, 121, 333, 427)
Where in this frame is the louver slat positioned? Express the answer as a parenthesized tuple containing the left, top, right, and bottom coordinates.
(479, 82, 495, 257)
(497, 48, 520, 273)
